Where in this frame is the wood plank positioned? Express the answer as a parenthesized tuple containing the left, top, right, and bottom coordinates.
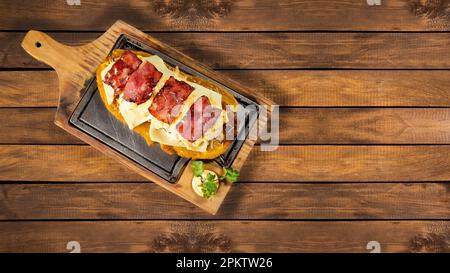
(0, 221, 447, 252)
(0, 183, 447, 220)
(3, 70, 450, 107)
(0, 108, 82, 144)
(2, 145, 450, 182)
(0, 0, 448, 31)
(281, 108, 450, 144)
(3, 107, 450, 145)
(3, 32, 450, 69)
(0, 71, 58, 107)
(228, 70, 450, 107)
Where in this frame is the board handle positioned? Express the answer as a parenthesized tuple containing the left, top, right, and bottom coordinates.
(21, 30, 79, 72)
(21, 21, 128, 79)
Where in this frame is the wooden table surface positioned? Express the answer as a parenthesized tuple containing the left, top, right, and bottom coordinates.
(0, 0, 449, 253)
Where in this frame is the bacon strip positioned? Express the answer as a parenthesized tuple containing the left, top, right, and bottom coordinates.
(122, 61, 162, 104)
(104, 51, 142, 97)
(149, 76, 194, 124)
(177, 96, 221, 142)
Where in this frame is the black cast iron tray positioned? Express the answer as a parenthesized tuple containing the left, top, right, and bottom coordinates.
(69, 35, 258, 183)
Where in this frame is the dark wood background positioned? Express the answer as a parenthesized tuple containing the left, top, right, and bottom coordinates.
(0, 0, 449, 252)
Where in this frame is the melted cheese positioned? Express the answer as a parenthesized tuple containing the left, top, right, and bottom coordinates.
(117, 95, 153, 129)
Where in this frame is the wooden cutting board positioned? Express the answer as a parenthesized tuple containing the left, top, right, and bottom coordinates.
(21, 20, 272, 214)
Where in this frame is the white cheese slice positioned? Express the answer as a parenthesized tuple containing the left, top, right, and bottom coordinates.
(149, 122, 182, 147)
(118, 95, 153, 129)
(149, 121, 209, 152)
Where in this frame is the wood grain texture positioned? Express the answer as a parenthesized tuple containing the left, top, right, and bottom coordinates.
(3, 145, 450, 182)
(281, 108, 450, 144)
(3, 107, 450, 144)
(0, 71, 58, 107)
(0, 183, 448, 220)
(0, 1, 449, 254)
(2, 70, 450, 107)
(0, 108, 81, 144)
(0, 221, 447, 252)
(4, 32, 450, 69)
(0, 0, 449, 31)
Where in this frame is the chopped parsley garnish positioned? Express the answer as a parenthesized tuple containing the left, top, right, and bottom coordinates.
(201, 173, 218, 199)
(221, 167, 240, 183)
(191, 160, 241, 199)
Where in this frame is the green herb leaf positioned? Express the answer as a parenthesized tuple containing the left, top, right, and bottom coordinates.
(221, 168, 240, 183)
(201, 173, 218, 199)
(191, 160, 204, 177)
